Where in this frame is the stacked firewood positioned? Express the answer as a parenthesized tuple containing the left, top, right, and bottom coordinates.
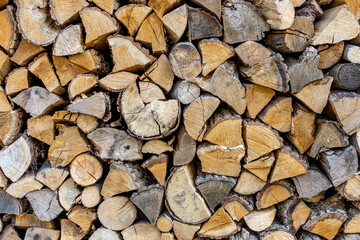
(0, 0, 360, 239)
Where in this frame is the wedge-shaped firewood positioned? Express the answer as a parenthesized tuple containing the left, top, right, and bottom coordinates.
(173, 125, 196, 166)
(198, 207, 239, 238)
(67, 92, 111, 119)
(58, 178, 81, 211)
(311, 5, 360, 45)
(161, 5, 188, 44)
(0, 190, 25, 215)
(89, 0, 119, 14)
(337, 175, 360, 201)
(307, 119, 349, 158)
(16, 0, 60, 46)
(343, 207, 360, 234)
(139, 81, 166, 104)
(190, 0, 220, 19)
(0, 6, 17, 55)
(278, 197, 312, 233)
(148, 0, 181, 17)
(270, 146, 309, 183)
(243, 153, 275, 182)
(222, 194, 254, 221)
(188, 8, 223, 41)
(195, 174, 236, 211)
(108, 35, 152, 72)
(142, 154, 168, 185)
(330, 63, 360, 90)
(136, 13, 167, 56)
(171, 80, 200, 106)
(10, 38, 45, 66)
(80, 7, 119, 48)
(292, 165, 332, 199)
(222, 0, 269, 44)
(317, 41, 344, 69)
(197, 142, 245, 177)
(99, 72, 138, 92)
(121, 81, 180, 139)
(250, 0, 295, 30)
(27, 115, 54, 145)
(89, 228, 121, 240)
(1, 225, 21, 240)
(156, 210, 173, 232)
(0, 134, 37, 182)
(328, 91, 360, 135)
(48, 125, 89, 167)
(81, 184, 102, 208)
(245, 84, 275, 119)
(319, 145, 358, 187)
(68, 49, 108, 74)
(12, 87, 65, 118)
(297, 0, 323, 20)
(0, 109, 24, 146)
(115, 4, 151, 36)
(234, 170, 267, 195)
(49, 0, 88, 25)
(60, 219, 85, 240)
(303, 195, 348, 239)
(232, 228, 259, 240)
(142, 140, 172, 155)
(265, 16, 314, 53)
(68, 206, 97, 233)
(194, 61, 246, 114)
(0, 86, 11, 112)
(88, 128, 142, 161)
(5, 68, 29, 97)
(76, 113, 98, 133)
(26, 189, 63, 222)
(172, 221, 200, 240)
(287, 47, 324, 93)
(169, 42, 201, 80)
(68, 74, 98, 100)
(13, 213, 56, 229)
(6, 173, 43, 198)
(166, 164, 211, 224)
(98, 196, 137, 231)
(236, 41, 271, 66)
(259, 221, 297, 240)
(256, 180, 294, 209)
(70, 153, 103, 187)
(0, 50, 10, 83)
(35, 160, 69, 190)
(53, 25, 84, 56)
(143, 54, 174, 93)
(24, 228, 60, 240)
(243, 206, 276, 232)
(243, 119, 284, 162)
(130, 185, 164, 224)
(101, 162, 145, 198)
(52, 56, 89, 86)
(259, 96, 292, 132)
(122, 223, 161, 240)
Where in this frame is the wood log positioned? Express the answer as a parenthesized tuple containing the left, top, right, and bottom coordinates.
(319, 145, 358, 187)
(136, 12, 167, 56)
(195, 173, 236, 211)
(9, 38, 45, 66)
(108, 35, 152, 72)
(67, 49, 108, 74)
(52, 56, 89, 86)
(142, 154, 169, 185)
(6, 173, 43, 198)
(335, 233, 360, 240)
(70, 153, 102, 187)
(101, 162, 144, 198)
(0, 134, 37, 182)
(222, 0, 269, 44)
(343, 207, 360, 234)
(173, 220, 200, 240)
(317, 41, 344, 69)
(341, 44, 360, 64)
(170, 80, 200, 105)
(89, 0, 119, 14)
(5, 67, 29, 97)
(89, 228, 121, 240)
(259, 221, 297, 240)
(292, 165, 332, 199)
(53, 25, 84, 57)
(329, 63, 360, 90)
(243, 206, 277, 232)
(161, 5, 188, 44)
(130, 185, 164, 224)
(48, 125, 89, 167)
(244, 84, 275, 119)
(139, 81, 166, 104)
(230, 228, 259, 240)
(81, 183, 102, 208)
(24, 227, 60, 240)
(98, 71, 138, 92)
(307, 119, 349, 158)
(49, 0, 88, 25)
(302, 196, 348, 239)
(161, 233, 175, 240)
(0, 50, 11, 84)
(15, 0, 60, 46)
(337, 174, 360, 201)
(121, 222, 161, 240)
(165, 164, 211, 224)
(329, 0, 360, 20)
(351, 131, 360, 154)
(235, 41, 272, 67)
(13, 213, 55, 230)
(193, 61, 246, 115)
(115, 4, 152, 36)
(58, 178, 81, 211)
(26, 189, 63, 222)
(156, 210, 173, 232)
(35, 160, 69, 190)
(0, 6, 17, 55)
(0, 0, 8, 9)
(148, 0, 181, 17)
(98, 196, 137, 231)
(0, 225, 21, 240)
(169, 42, 201, 80)
(328, 91, 360, 135)
(311, 5, 360, 45)
(67, 206, 97, 233)
(234, 170, 267, 195)
(222, 194, 254, 221)
(0, 170, 6, 189)
(173, 125, 196, 166)
(60, 219, 85, 240)
(0, 190, 25, 215)
(188, 8, 223, 41)
(277, 197, 312, 233)
(0, 86, 12, 112)
(0, 109, 24, 146)
(27, 115, 54, 145)
(68, 74, 98, 101)
(256, 181, 295, 209)
(243, 153, 275, 182)
(198, 207, 239, 238)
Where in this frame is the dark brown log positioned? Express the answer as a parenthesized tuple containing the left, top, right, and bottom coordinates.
(329, 63, 360, 90)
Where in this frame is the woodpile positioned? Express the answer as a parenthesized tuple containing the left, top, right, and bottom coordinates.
(0, 0, 360, 239)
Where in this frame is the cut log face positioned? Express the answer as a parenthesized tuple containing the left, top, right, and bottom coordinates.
(6, 173, 43, 198)
(68, 206, 97, 233)
(165, 164, 211, 224)
(67, 74, 98, 100)
(16, 0, 60, 46)
(0, 50, 11, 83)
(189, 0, 220, 19)
(222, 0, 269, 44)
(188, 8, 223, 41)
(97, 196, 137, 231)
(27, 115, 55, 145)
(342, 44, 360, 64)
(173, 220, 201, 240)
(311, 5, 360, 45)
(99, 71, 138, 92)
(121, 81, 180, 139)
(52, 56, 89, 86)
(243, 153, 275, 182)
(235, 40, 272, 67)
(35, 160, 69, 190)
(142, 154, 169, 185)
(115, 4, 152, 36)
(89, 0, 119, 14)
(49, 0, 89, 25)
(81, 184, 102, 208)
(148, 0, 181, 18)
(53, 25, 84, 56)
(61, 219, 85, 240)
(317, 41, 345, 69)
(256, 181, 294, 209)
(0, 6, 17, 55)
(222, 194, 254, 221)
(24, 227, 60, 240)
(243, 206, 277, 232)
(337, 175, 360, 201)
(156, 211, 173, 232)
(5, 67, 29, 97)
(26, 189, 63, 222)
(234, 170, 267, 195)
(173, 125, 196, 166)
(0, 109, 25, 146)
(67, 92, 110, 119)
(330, 63, 360, 90)
(121, 222, 161, 240)
(13, 213, 56, 229)
(161, 5, 188, 44)
(58, 178, 81, 211)
(245, 84, 275, 119)
(170, 80, 200, 105)
(0, 86, 11, 112)
(259, 221, 297, 240)
(70, 153, 103, 187)
(10, 38, 45, 66)
(89, 228, 121, 240)
(67, 49, 108, 74)
(0, 190, 25, 215)
(0, 225, 21, 240)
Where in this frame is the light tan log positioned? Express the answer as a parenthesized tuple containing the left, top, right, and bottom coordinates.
(0, 109, 24, 146)
(5, 67, 29, 97)
(222, 194, 254, 221)
(245, 84, 275, 119)
(49, 0, 89, 25)
(58, 178, 81, 211)
(13, 213, 56, 230)
(0, 50, 10, 83)
(60, 219, 85, 240)
(89, 228, 121, 240)
(52, 56, 89, 86)
(68, 49, 108, 74)
(35, 160, 69, 191)
(0, 6, 17, 55)
(256, 180, 294, 209)
(161, 5, 188, 44)
(70, 153, 102, 187)
(27, 115, 54, 145)
(81, 183, 102, 208)
(243, 153, 275, 182)
(148, 0, 181, 17)
(53, 24, 85, 56)
(68, 74, 98, 100)
(318, 41, 345, 69)
(89, 0, 119, 14)
(173, 220, 200, 240)
(10, 38, 45, 66)
(115, 4, 152, 36)
(99, 72, 138, 92)
(258, 221, 297, 240)
(6, 173, 43, 198)
(337, 174, 360, 201)
(121, 222, 161, 240)
(0, 225, 21, 240)
(243, 206, 276, 232)
(0, 86, 11, 112)
(173, 125, 196, 166)
(142, 154, 169, 185)
(170, 80, 200, 105)
(24, 228, 60, 240)
(234, 170, 267, 195)
(139, 81, 166, 104)
(157, 211, 173, 232)
(68, 206, 97, 233)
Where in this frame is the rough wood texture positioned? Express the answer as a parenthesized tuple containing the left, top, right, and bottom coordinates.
(161, 5, 188, 44)
(244, 206, 277, 232)
(170, 80, 200, 105)
(0, 109, 24, 146)
(58, 178, 81, 211)
(10, 38, 45, 66)
(222, 194, 254, 221)
(115, 4, 152, 36)
(317, 41, 344, 69)
(234, 170, 267, 195)
(142, 154, 169, 185)
(330, 63, 360, 90)
(122, 222, 161, 240)
(50, 0, 89, 25)
(188, 8, 223, 41)
(256, 181, 295, 209)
